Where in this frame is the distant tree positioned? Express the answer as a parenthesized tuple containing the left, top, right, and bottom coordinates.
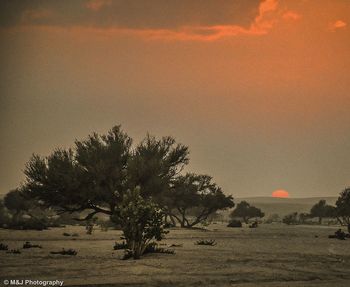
(230, 201, 264, 224)
(265, 213, 280, 224)
(298, 212, 310, 224)
(4, 189, 32, 222)
(310, 200, 335, 224)
(0, 200, 10, 226)
(282, 212, 298, 225)
(168, 173, 234, 227)
(335, 188, 350, 233)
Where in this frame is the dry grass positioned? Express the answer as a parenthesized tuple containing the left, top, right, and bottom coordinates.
(0, 223, 349, 286)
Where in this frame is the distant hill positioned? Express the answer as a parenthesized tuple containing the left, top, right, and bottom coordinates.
(233, 196, 338, 217)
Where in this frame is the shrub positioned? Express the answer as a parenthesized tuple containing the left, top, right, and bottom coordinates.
(23, 241, 42, 249)
(283, 212, 299, 225)
(195, 239, 216, 246)
(143, 242, 175, 255)
(118, 187, 168, 259)
(50, 248, 77, 256)
(164, 222, 176, 229)
(227, 219, 242, 228)
(169, 243, 183, 247)
(113, 241, 128, 250)
(0, 243, 8, 250)
(122, 242, 174, 260)
(7, 249, 21, 254)
(7, 218, 47, 230)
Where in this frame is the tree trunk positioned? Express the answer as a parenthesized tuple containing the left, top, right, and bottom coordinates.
(169, 215, 176, 226)
(348, 223, 350, 234)
(319, 217, 322, 224)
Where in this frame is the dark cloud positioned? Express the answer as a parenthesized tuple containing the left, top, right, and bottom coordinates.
(0, 0, 260, 29)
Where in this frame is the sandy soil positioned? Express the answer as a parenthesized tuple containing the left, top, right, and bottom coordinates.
(0, 223, 350, 286)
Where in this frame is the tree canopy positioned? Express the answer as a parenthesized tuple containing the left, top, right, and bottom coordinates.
(310, 200, 335, 224)
(336, 188, 350, 231)
(168, 173, 234, 227)
(20, 125, 231, 228)
(230, 201, 264, 223)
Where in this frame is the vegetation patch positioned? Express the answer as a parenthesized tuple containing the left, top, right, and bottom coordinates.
(227, 219, 242, 228)
(0, 243, 9, 250)
(122, 242, 175, 260)
(113, 241, 128, 250)
(23, 241, 42, 249)
(195, 239, 217, 246)
(50, 248, 77, 256)
(7, 249, 21, 254)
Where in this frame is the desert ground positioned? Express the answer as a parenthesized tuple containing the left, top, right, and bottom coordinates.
(0, 223, 350, 287)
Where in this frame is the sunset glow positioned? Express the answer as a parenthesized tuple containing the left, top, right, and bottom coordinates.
(272, 190, 290, 198)
(1, 0, 350, 198)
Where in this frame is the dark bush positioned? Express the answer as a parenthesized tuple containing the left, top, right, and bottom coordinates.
(0, 243, 8, 250)
(164, 222, 176, 228)
(7, 218, 47, 230)
(7, 249, 21, 254)
(227, 220, 242, 228)
(249, 221, 258, 228)
(195, 239, 216, 246)
(121, 242, 174, 260)
(143, 242, 175, 255)
(169, 243, 183, 247)
(50, 248, 77, 256)
(23, 241, 42, 249)
(113, 241, 128, 250)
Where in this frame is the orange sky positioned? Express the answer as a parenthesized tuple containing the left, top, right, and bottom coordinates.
(1, 0, 350, 198)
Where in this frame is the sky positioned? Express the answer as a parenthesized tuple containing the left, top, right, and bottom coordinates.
(1, 0, 350, 198)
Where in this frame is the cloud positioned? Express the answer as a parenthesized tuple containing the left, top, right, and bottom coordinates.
(0, 0, 289, 41)
(329, 20, 347, 31)
(85, 0, 112, 12)
(282, 11, 301, 21)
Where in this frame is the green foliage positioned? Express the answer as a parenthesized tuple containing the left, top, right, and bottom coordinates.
(230, 201, 264, 223)
(227, 219, 242, 227)
(23, 241, 42, 249)
(118, 187, 168, 259)
(282, 212, 298, 225)
(310, 200, 335, 224)
(336, 188, 350, 232)
(23, 126, 132, 217)
(195, 239, 216, 246)
(128, 135, 189, 201)
(169, 173, 234, 227)
(0, 243, 8, 250)
(113, 241, 128, 250)
(50, 248, 77, 256)
(265, 213, 280, 224)
(15, 124, 233, 258)
(0, 200, 11, 227)
(7, 249, 21, 254)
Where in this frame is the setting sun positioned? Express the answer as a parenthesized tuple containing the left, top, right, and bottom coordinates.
(272, 189, 290, 198)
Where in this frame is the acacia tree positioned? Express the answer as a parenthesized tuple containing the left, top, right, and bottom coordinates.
(21, 125, 189, 258)
(310, 200, 335, 224)
(336, 188, 350, 233)
(23, 126, 132, 220)
(168, 173, 234, 227)
(230, 201, 264, 224)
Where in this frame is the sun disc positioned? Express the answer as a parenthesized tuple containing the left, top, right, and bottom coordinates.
(272, 189, 289, 198)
